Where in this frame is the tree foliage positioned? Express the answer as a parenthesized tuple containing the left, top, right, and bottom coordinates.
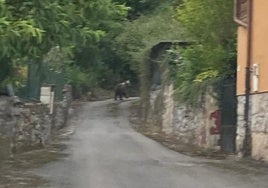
(0, 0, 128, 58)
(171, 0, 237, 105)
(114, 0, 165, 19)
(0, 0, 129, 91)
(114, 2, 183, 72)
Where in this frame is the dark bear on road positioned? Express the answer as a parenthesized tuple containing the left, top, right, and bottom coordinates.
(114, 80, 130, 100)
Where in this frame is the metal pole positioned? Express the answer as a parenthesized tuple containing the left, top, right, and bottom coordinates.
(243, 0, 253, 157)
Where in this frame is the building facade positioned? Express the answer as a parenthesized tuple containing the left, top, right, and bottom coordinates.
(235, 0, 268, 160)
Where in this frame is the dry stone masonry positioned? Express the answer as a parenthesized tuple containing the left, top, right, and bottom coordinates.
(12, 103, 51, 153)
(0, 97, 15, 160)
(237, 93, 268, 161)
(0, 85, 72, 157)
(145, 84, 221, 150)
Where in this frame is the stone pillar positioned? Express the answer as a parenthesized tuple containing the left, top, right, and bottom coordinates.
(251, 93, 268, 161)
(52, 85, 72, 131)
(236, 95, 247, 156)
(237, 93, 268, 161)
(0, 96, 15, 159)
(0, 97, 15, 136)
(162, 84, 174, 134)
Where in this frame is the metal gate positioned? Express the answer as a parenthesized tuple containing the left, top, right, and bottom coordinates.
(220, 78, 237, 153)
(18, 61, 66, 102)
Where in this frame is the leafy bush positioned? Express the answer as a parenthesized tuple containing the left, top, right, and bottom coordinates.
(169, 0, 237, 105)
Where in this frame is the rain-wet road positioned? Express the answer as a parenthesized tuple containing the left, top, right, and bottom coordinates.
(34, 98, 268, 188)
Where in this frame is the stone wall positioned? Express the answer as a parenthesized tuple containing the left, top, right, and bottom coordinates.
(148, 88, 163, 128)
(52, 85, 72, 131)
(145, 84, 221, 150)
(12, 103, 52, 153)
(172, 91, 220, 149)
(0, 97, 16, 136)
(236, 95, 246, 155)
(0, 97, 15, 160)
(140, 42, 221, 151)
(237, 93, 268, 161)
(162, 85, 175, 134)
(0, 85, 72, 156)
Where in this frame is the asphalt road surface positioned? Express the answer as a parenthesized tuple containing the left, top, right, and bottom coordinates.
(34, 98, 268, 188)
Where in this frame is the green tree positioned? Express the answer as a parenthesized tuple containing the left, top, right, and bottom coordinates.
(114, 2, 183, 71)
(1, 0, 128, 58)
(0, 0, 128, 90)
(114, 0, 163, 19)
(173, 0, 236, 104)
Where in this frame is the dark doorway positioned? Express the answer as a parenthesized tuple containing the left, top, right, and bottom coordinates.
(220, 78, 237, 153)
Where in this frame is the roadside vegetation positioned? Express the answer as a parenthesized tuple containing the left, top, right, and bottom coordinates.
(0, 0, 129, 95)
(112, 0, 236, 106)
(173, 0, 237, 105)
(0, 0, 236, 103)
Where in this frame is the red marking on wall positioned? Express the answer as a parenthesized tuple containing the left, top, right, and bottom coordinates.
(209, 110, 221, 135)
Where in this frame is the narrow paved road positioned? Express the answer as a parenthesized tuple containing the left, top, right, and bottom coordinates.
(35, 99, 268, 188)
